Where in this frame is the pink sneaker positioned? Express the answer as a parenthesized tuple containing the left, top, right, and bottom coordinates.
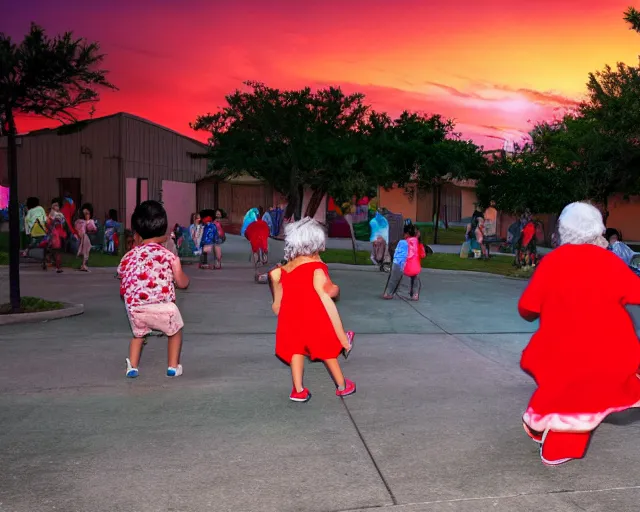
(336, 378, 356, 397)
(289, 388, 311, 402)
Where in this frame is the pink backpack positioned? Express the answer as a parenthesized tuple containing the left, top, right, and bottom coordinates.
(404, 237, 425, 277)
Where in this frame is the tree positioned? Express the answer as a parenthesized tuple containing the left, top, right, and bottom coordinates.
(479, 6, 640, 221)
(0, 24, 115, 312)
(476, 144, 578, 216)
(624, 6, 640, 33)
(192, 82, 374, 220)
(381, 112, 486, 242)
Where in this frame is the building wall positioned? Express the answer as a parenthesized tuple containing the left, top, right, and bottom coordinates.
(0, 116, 122, 222)
(380, 183, 462, 223)
(121, 115, 207, 223)
(378, 185, 417, 220)
(461, 188, 478, 219)
(606, 195, 640, 241)
(199, 180, 274, 224)
(0, 114, 208, 227)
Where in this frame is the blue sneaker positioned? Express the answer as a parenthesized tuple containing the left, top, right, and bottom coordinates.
(125, 358, 139, 378)
(166, 364, 183, 377)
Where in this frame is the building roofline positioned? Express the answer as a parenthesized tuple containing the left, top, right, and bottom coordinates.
(19, 112, 209, 150)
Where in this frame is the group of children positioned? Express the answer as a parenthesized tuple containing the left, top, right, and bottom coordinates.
(22, 195, 103, 272)
(116, 199, 640, 468)
(187, 210, 226, 269)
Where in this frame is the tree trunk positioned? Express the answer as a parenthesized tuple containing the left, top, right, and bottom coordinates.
(6, 108, 21, 312)
(602, 197, 609, 226)
(433, 185, 442, 245)
(304, 189, 325, 218)
(284, 169, 301, 220)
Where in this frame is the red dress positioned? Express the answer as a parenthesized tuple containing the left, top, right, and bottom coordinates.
(274, 261, 343, 365)
(245, 220, 270, 253)
(519, 244, 640, 459)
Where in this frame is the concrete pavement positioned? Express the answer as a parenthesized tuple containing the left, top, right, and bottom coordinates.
(0, 236, 639, 512)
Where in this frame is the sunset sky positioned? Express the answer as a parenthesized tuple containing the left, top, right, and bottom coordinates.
(6, 0, 640, 148)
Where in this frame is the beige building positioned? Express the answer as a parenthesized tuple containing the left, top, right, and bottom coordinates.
(378, 179, 477, 224)
(0, 112, 208, 229)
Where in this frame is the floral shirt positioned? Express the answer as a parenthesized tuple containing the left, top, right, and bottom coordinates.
(117, 243, 177, 310)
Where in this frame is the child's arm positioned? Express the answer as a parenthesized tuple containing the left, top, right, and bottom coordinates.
(313, 269, 349, 348)
(171, 257, 190, 289)
(270, 267, 283, 316)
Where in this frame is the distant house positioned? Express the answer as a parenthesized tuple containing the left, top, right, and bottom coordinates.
(0, 112, 208, 229)
(197, 173, 328, 226)
(377, 179, 478, 225)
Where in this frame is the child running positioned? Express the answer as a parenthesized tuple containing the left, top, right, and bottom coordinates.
(269, 218, 355, 403)
(404, 225, 426, 301)
(383, 225, 412, 299)
(117, 200, 190, 378)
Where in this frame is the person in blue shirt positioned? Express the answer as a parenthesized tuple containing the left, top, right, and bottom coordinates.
(382, 225, 413, 299)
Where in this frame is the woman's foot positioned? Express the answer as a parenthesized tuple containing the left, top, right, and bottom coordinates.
(289, 388, 311, 402)
(336, 378, 356, 397)
(523, 422, 543, 444)
(411, 294, 419, 301)
(382, 294, 394, 300)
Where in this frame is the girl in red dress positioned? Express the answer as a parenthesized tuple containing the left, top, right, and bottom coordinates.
(519, 202, 640, 466)
(270, 218, 355, 403)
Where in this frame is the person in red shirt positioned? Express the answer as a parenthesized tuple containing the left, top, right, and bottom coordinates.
(245, 206, 271, 266)
(519, 202, 640, 466)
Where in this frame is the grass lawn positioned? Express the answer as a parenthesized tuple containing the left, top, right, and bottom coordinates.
(353, 222, 466, 245)
(0, 296, 64, 314)
(0, 249, 121, 269)
(322, 248, 533, 278)
(416, 225, 466, 245)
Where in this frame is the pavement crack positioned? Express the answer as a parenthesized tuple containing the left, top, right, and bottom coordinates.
(340, 398, 398, 506)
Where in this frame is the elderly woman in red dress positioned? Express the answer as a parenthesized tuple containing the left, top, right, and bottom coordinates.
(519, 202, 640, 466)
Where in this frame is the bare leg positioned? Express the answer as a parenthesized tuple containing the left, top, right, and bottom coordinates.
(324, 358, 346, 389)
(214, 245, 222, 268)
(167, 330, 183, 368)
(129, 337, 145, 368)
(291, 354, 305, 392)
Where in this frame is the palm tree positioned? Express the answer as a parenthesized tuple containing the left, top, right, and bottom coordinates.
(624, 7, 640, 34)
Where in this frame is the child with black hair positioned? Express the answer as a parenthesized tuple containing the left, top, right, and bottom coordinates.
(117, 200, 190, 378)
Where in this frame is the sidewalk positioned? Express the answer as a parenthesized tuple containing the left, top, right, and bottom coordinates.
(0, 238, 637, 512)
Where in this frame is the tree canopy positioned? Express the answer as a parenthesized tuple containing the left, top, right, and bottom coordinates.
(193, 83, 486, 219)
(477, 7, 640, 220)
(1, 23, 115, 312)
(192, 81, 376, 218)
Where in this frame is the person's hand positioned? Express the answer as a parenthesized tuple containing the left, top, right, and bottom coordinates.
(325, 283, 340, 299)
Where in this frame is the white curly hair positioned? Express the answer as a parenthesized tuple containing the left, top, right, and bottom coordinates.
(284, 217, 326, 261)
(558, 202, 607, 247)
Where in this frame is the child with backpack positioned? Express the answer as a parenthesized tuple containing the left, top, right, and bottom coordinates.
(404, 225, 426, 301)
